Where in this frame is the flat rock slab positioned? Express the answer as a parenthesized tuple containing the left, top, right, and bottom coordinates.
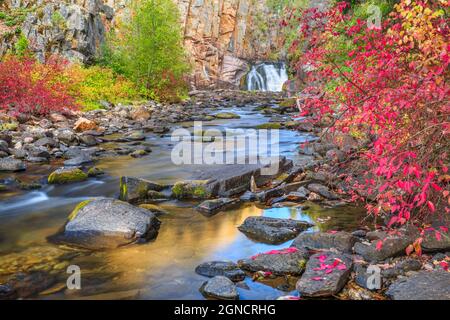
(238, 247, 310, 276)
(386, 271, 450, 300)
(190, 157, 293, 197)
(291, 231, 358, 253)
(238, 216, 313, 244)
(49, 198, 161, 250)
(200, 276, 239, 300)
(196, 198, 240, 216)
(296, 252, 353, 297)
(195, 261, 245, 282)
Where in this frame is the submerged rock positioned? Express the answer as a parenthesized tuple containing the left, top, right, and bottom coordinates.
(200, 276, 239, 300)
(214, 112, 241, 119)
(386, 271, 450, 300)
(196, 198, 240, 215)
(296, 252, 352, 297)
(0, 157, 26, 172)
(48, 198, 161, 250)
(307, 183, 339, 200)
(291, 231, 358, 253)
(47, 168, 88, 184)
(238, 247, 309, 275)
(195, 261, 246, 282)
(119, 176, 164, 204)
(238, 216, 313, 244)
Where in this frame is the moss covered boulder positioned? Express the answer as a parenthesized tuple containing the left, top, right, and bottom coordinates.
(255, 122, 283, 130)
(119, 176, 164, 204)
(48, 168, 88, 184)
(214, 112, 241, 120)
(172, 180, 212, 199)
(48, 198, 161, 250)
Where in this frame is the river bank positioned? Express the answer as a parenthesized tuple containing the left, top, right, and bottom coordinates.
(0, 90, 449, 300)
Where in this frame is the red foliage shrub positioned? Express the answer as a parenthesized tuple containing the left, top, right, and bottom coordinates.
(0, 56, 78, 116)
(286, 0, 449, 228)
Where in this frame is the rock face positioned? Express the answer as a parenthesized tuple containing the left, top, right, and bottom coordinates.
(49, 198, 161, 250)
(296, 252, 352, 297)
(291, 231, 358, 253)
(238, 248, 310, 275)
(195, 261, 245, 282)
(238, 216, 313, 244)
(386, 271, 450, 300)
(1, 0, 284, 89)
(200, 276, 239, 300)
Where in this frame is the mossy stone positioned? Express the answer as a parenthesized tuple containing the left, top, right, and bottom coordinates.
(68, 199, 93, 221)
(172, 180, 211, 199)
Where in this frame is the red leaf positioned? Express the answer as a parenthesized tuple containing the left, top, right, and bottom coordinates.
(375, 240, 383, 251)
(427, 201, 436, 212)
(435, 231, 442, 242)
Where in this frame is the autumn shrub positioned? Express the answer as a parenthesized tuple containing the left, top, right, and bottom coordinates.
(64, 64, 144, 110)
(0, 55, 78, 116)
(286, 0, 449, 236)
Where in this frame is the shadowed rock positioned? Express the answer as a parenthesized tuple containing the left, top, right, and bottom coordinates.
(196, 198, 240, 215)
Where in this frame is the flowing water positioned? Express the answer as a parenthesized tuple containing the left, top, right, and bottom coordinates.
(0, 104, 365, 300)
(246, 63, 288, 92)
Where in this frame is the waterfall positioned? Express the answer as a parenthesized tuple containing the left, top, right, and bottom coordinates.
(246, 62, 288, 92)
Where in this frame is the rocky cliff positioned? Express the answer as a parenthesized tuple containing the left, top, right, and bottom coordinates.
(0, 0, 284, 88)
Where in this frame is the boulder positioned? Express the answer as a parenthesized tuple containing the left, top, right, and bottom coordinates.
(238, 216, 313, 244)
(291, 231, 358, 253)
(238, 247, 309, 276)
(0, 157, 26, 172)
(296, 252, 352, 297)
(386, 271, 450, 300)
(119, 176, 164, 204)
(48, 198, 161, 250)
(73, 118, 97, 132)
(48, 168, 88, 184)
(195, 261, 246, 282)
(200, 276, 239, 300)
(196, 198, 240, 215)
(34, 137, 58, 148)
(307, 183, 339, 200)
